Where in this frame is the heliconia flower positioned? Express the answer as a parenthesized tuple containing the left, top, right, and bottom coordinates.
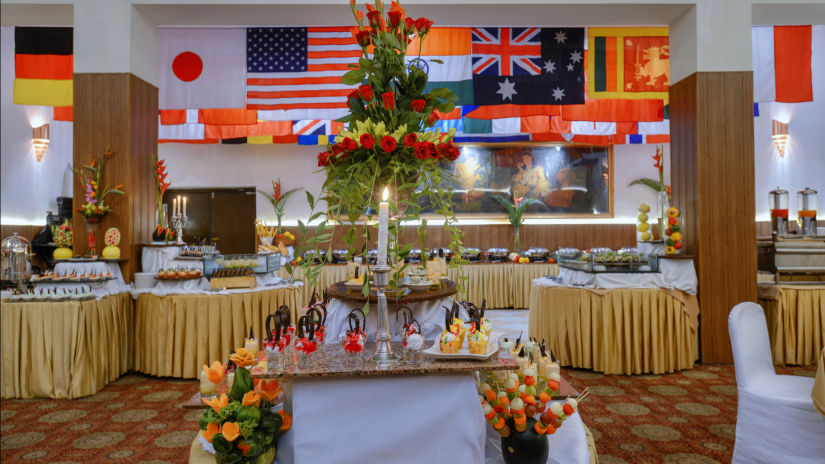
(220, 422, 240, 442)
(201, 422, 220, 443)
(104, 147, 114, 158)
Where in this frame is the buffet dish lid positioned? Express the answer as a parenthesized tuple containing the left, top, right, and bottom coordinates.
(486, 247, 510, 256)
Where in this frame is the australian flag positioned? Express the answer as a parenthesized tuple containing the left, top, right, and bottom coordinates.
(472, 27, 584, 105)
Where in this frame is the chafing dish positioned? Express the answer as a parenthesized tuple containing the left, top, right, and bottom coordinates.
(2, 233, 32, 290)
(524, 247, 550, 263)
(461, 247, 482, 262)
(426, 247, 453, 261)
(367, 249, 378, 264)
(406, 248, 423, 263)
(303, 249, 327, 264)
(486, 247, 510, 262)
(330, 249, 349, 264)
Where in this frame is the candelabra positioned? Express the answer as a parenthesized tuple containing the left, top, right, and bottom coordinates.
(371, 264, 399, 366)
(170, 212, 187, 245)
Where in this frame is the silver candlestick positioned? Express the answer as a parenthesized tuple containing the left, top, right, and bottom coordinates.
(371, 264, 399, 366)
(170, 213, 187, 245)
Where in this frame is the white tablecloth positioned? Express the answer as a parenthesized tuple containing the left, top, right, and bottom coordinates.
(129, 275, 300, 298)
(141, 245, 204, 273)
(276, 374, 485, 464)
(325, 296, 466, 344)
(542, 260, 697, 294)
(484, 401, 590, 464)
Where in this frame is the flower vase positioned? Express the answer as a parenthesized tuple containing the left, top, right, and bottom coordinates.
(656, 190, 668, 241)
(84, 218, 100, 258)
(513, 225, 521, 252)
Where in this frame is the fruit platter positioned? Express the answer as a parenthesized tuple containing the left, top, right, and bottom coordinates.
(156, 268, 203, 280)
(31, 271, 115, 283)
(557, 248, 659, 273)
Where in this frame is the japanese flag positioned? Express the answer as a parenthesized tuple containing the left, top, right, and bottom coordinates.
(158, 28, 246, 109)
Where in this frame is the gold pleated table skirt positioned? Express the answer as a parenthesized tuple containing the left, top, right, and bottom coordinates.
(759, 284, 825, 365)
(133, 287, 300, 379)
(1, 293, 133, 399)
(529, 286, 699, 375)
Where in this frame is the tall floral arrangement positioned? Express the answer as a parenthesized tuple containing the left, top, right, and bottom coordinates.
(154, 154, 171, 226)
(492, 194, 543, 251)
(258, 179, 300, 233)
(74, 147, 124, 220)
(629, 145, 669, 240)
(299, 0, 466, 308)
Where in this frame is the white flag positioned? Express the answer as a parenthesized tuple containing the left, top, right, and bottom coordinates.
(158, 28, 246, 109)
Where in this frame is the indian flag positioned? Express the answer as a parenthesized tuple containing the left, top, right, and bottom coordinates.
(406, 27, 473, 105)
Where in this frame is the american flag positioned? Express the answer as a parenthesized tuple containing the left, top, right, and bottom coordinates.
(246, 27, 360, 120)
(471, 27, 542, 76)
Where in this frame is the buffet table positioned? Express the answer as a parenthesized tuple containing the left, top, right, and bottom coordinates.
(758, 283, 825, 365)
(132, 283, 301, 379)
(529, 262, 700, 375)
(1, 292, 132, 399)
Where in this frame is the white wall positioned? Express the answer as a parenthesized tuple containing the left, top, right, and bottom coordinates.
(158, 141, 668, 225)
(753, 25, 825, 220)
(0, 26, 74, 226)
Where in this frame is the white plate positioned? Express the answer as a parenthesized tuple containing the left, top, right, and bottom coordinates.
(407, 281, 434, 292)
(422, 338, 498, 360)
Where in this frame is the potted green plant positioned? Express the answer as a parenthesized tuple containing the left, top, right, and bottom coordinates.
(492, 194, 543, 252)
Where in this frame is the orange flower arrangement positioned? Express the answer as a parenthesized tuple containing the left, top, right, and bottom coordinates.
(201, 422, 220, 443)
(202, 393, 229, 413)
(229, 348, 257, 368)
(242, 391, 261, 408)
(203, 360, 225, 384)
(254, 379, 282, 403)
(221, 422, 241, 442)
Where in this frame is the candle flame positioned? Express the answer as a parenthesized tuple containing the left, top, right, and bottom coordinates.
(382, 187, 389, 202)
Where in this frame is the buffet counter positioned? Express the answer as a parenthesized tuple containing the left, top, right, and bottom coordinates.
(529, 264, 700, 375)
(1, 292, 132, 399)
(759, 283, 825, 365)
(280, 262, 559, 309)
(133, 283, 302, 379)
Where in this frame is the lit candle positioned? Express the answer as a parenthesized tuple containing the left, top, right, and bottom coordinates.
(173, 198, 177, 217)
(377, 187, 389, 266)
(177, 195, 181, 217)
(183, 196, 187, 217)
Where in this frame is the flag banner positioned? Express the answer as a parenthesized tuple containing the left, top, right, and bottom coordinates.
(222, 137, 247, 144)
(637, 120, 670, 135)
(463, 104, 561, 119)
(204, 120, 292, 140)
(13, 27, 73, 106)
(519, 116, 550, 133)
(158, 28, 246, 109)
(612, 133, 670, 145)
(198, 109, 257, 125)
(472, 28, 584, 107)
(407, 27, 474, 105)
(425, 118, 464, 134)
(453, 134, 530, 143)
(158, 118, 205, 141)
(561, 98, 663, 122)
(248, 135, 274, 144)
(491, 117, 521, 134)
(586, 27, 669, 101)
(53, 106, 73, 122)
(246, 27, 360, 119)
(752, 25, 813, 103)
(293, 119, 329, 136)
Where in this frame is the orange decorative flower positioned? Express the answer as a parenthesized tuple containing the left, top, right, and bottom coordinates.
(203, 360, 225, 384)
(229, 348, 256, 368)
(201, 422, 220, 443)
(201, 393, 229, 413)
(221, 422, 241, 442)
(254, 379, 282, 402)
(279, 410, 292, 432)
(242, 390, 261, 408)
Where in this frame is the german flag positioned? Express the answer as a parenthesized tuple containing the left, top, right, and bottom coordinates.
(13, 27, 73, 106)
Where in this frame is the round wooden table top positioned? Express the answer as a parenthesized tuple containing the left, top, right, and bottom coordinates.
(327, 279, 457, 304)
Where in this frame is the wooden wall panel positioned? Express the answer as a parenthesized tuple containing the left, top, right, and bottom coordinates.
(73, 73, 157, 282)
(670, 72, 757, 364)
(279, 223, 636, 254)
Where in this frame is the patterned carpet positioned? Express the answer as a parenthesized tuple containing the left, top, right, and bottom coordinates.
(0, 310, 817, 463)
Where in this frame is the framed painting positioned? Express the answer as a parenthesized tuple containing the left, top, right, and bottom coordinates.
(419, 143, 613, 218)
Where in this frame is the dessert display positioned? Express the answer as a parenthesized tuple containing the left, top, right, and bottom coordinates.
(343, 309, 367, 366)
(244, 327, 259, 353)
(31, 271, 113, 283)
(467, 323, 489, 355)
(155, 268, 203, 280)
(398, 306, 424, 364)
(209, 267, 254, 278)
(557, 247, 658, 273)
(664, 207, 683, 254)
(4, 286, 95, 302)
(179, 244, 217, 258)
(294, 315, 318, 369)
(264, 313, 288, 371)
(636, 203, 652, 242)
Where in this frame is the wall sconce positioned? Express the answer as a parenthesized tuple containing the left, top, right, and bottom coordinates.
(772, 120, 789, 157)
(32, 124, 49, 162)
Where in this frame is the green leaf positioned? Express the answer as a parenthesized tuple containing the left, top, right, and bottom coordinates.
(429, 58, 443, 64)
(305, 191, 315, 209)
(341, 68, 366, 85)
(361, 300, 370, 316)
(629, 177, 665, 192)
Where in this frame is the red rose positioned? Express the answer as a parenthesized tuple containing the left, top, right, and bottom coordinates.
(388, 10, 403, 28)
(380, 136, 397, 152)
(360, 133, 375, 149)
(317, 152, 331, 167)
(381, 91, 396, 110)
(403, 133, 417, 147)
(331, 143, 344, 154)
(424, 141, 436, 157)
(413, 142, 430, 160)
(355, 29, 372, 47)
(405, 17, 415, 30)
(427, 111, 440, 125)
(414, 17, 433, 34)
(367, 10, 381, 27)
(341, 137, 358, 151)
(358, 84, 374, 101)
(440, 143, 460, 161)
(410, 99, 426, 112)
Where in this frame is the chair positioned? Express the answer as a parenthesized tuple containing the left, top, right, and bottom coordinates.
(728, 302, 825, 464)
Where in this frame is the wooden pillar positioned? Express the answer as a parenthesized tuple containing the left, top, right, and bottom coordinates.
(670, 72, 757, 363)
(72, 73, 157, 282)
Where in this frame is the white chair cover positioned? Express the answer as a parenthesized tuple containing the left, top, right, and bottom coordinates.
(728, 302, 825, 464)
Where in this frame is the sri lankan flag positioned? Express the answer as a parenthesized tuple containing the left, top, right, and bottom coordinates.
(13, 27, 73, 106)
(587, 27, 669, 101)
